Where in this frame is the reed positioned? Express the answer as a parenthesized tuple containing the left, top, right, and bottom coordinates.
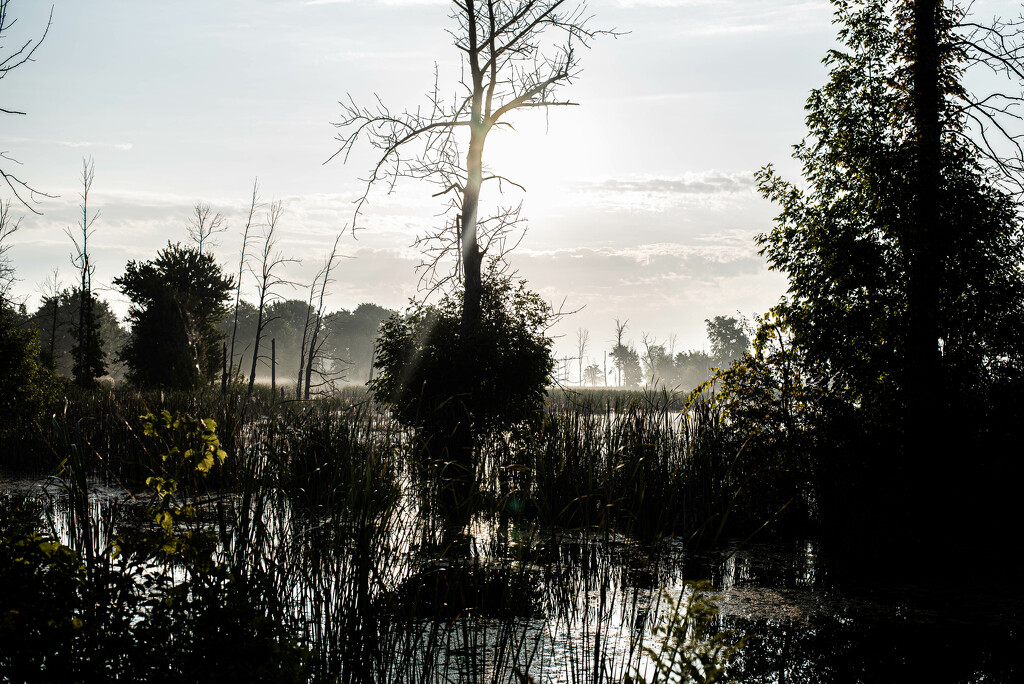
(3, 384, 776, 683)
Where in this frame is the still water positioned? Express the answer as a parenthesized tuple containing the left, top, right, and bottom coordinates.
(4, 474, 1020, 683)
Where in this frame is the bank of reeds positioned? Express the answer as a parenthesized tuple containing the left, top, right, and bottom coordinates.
(2, 384, 772, 682)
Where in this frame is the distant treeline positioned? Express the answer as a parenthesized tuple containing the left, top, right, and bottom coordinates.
(21, 290, 392, 387)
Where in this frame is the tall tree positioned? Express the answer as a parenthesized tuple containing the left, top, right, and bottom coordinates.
(754, 0, 1024, 550)
(115, 243, 234, 389)
(246, 202, 295, 400)
(705, 315, 750, 369)
(299, 233, 345, 399)
(66, 158, 105, 387)
(28, 287, 126, 380)
(0, 199, 18, 305)
(575, 327, 589, 386)
(227, 179, 260, 383)
(331, 0, 611, 335)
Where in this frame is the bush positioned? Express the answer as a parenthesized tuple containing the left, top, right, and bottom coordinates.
(371, 275, 554, 456)
(0, 306, 61, 442)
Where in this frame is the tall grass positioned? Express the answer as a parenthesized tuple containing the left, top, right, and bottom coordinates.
(2, 384, 777, 683)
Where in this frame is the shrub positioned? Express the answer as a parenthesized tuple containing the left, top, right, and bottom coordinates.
(371, 275, 554, 456)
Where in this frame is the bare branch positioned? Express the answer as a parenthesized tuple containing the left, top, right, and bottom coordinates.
(328, 0, 614, 301)
(1, 2, 55, 213)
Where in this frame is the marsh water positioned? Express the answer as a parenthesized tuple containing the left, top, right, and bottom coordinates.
(6, 473, 1019, 684)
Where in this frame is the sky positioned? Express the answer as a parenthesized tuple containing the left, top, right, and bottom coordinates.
(2, 0, 1020, 374)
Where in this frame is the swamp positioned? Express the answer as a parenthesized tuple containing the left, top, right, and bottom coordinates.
(1, 386, 1019, 682)
(2, 0, 1024, 681)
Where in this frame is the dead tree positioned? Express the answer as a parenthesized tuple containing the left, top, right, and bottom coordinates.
(330, 0, 614, 335)
(0, 0, 54, 213)
(298, 232, 347, 400)
(575, 326, 589, 386)
(187, 201, 227, 256)
(227, 179, 260, 383)
(0, 198, 19, 304)
(246, 201, 296, 400)
(612, 317, 627, 387)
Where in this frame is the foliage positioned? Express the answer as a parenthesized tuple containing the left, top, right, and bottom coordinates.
(29, 287, 127, 379)
(371, 274, 554, 451)
(115, 242, 234, 389)
(611, 343, 644, 387)
(70, 290, 107, 388)
(756, 0, 1024, 421)
(627, 582, 749, 684)
(705, 316, 750, 369)
(0, 413, 309, 682)
(0, 305, 61, 441)
(222, 299, 393, 387)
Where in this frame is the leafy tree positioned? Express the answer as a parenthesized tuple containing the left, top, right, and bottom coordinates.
(115, 243, 234, 389)
(324, 303, 392, 384)
(705, 315, 750, 369)
(0, 305, 59, 440)
(756, 0, 1024, 426)
(610, 343, 643, 388)
(28, 288, 126, 380)
(70, 295, 106, 387)
(744, 0, 1024, 551)
(674, 350, 714, 393)
(372, 274, 553, 461)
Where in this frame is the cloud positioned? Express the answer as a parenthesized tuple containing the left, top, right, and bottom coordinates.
(56, 141, 134, 151)
(576, 172, 757, 196)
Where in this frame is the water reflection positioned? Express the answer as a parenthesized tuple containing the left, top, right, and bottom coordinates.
(3, 472, 1019, 683)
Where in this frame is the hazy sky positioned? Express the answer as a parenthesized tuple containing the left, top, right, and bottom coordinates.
(2, 0, 1019, 369)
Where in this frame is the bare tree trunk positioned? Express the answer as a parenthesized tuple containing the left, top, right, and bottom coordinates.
(228, 179, 259, 384)
(907, 0, 944, 447)
(460, 122, 486, 336)
(247, 201, 291, 402)
(296, 286, 314, 400)
(303, 234, 343, 399)
(904, 0, 947, 550)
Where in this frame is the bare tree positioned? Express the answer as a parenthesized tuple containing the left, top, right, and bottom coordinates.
(298, 232, 348, 399)
(187, 201, 227, 256)
(575, 326, 589, 386)
(612, 317, 627, 387)
(246, 201, 296, 399)
(641, 331, 658, 386)
(330, 0, 613, 335)
(227, 179, 260, 383)
(1, 0, 53, 213)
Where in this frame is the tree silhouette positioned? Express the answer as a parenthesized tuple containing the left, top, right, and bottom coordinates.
(66, 158, 105, 388)
(752, 0, 1024, 555)
(331, 0, 612, 335)
(115, 243, 233, 389)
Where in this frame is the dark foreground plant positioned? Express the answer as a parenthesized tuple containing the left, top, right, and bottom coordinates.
(626, 582, 750, 684)
(0, 412, 310, 683)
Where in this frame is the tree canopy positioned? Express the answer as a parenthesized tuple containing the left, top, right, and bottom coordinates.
(755, 0, 1024, 423)
(115, 243, 234, 389)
